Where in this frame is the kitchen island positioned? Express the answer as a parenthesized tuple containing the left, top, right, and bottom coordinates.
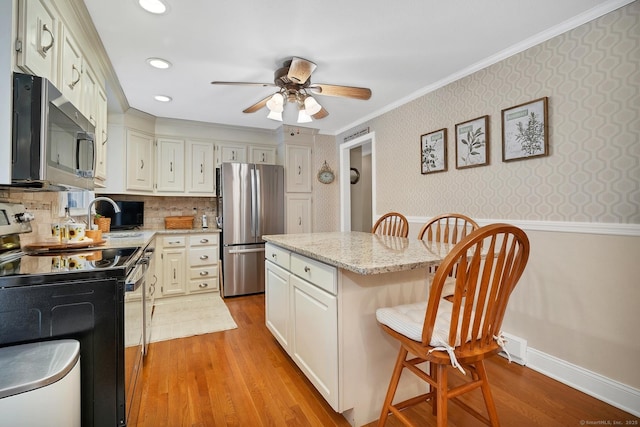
(262, 232, 451, 426)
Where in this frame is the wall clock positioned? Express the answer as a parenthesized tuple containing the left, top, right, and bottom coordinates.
(317, 161, 335, 184)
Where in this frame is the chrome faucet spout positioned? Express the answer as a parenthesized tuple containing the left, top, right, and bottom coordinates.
(87, 197, 121, 230)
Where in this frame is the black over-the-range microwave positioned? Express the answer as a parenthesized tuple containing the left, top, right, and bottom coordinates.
(11, 72, 96, 190)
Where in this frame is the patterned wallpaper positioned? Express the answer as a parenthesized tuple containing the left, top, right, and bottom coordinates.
(339, 2, 639, 225)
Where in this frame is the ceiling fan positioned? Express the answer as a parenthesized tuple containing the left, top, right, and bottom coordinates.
(211, 57, 372, 123)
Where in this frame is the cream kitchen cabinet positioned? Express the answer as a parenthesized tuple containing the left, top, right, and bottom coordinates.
(285, 145, 312, 193)
(264, 243, 339, 410)
(94, 86, 108, 182)
(265, 244, 292, 351)
(156, 138, 185, 192)
(249, 145, 276, 165)
(81, 62, 98, 127)
(158, 233, 220, 298)
(285, 193, 312, 233)
(216, 143, 247, 164)
(126, 129, 155, 192)
(15, 0, 58, 82)
(187, 234, 219, 294)
(160, 235, 187, 297)
(187, 140, 215, 193)
(59, 25, 83, 108)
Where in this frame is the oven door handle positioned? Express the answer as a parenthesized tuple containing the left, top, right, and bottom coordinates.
(125, 257, 149, 292)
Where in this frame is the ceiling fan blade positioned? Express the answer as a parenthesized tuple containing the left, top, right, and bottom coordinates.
(243, 94, 273, 113)
(211, 81, 276, 87)
(310, 84, 372, 100)
(312, 107, 329, 119)
(287, 57, 317, 84)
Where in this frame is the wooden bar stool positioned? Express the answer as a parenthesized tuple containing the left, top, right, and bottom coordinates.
(376, 224, 530, 426)
(371, 212, 409, 238)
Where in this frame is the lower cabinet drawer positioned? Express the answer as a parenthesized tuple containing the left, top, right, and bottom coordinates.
(291, 253, 337, 295)
(189, 265, 217, 280)
(189, 247, 218, 267)
(188, 278, 218, 293)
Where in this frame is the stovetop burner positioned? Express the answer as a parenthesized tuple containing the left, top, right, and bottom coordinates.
(0, 247, 141, 278)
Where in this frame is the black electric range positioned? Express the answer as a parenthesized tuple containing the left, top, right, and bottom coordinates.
(0, 201, 144, 427)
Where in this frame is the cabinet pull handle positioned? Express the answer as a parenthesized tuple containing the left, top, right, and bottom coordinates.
(200, 271, 209, 276)
(200, 255, 209, 260)
(170, 161, 173, 172)
(41, 24, 54, 54)
(304, 266, 310, 273)
(199, 283, 208, 288)
(173, 268, 176, 280)
(200, 239, 209, 243)
(200, 164, 203, 173)
(298, 217, 302, 226)
(68, 65, 81, 89)
(261, 153, 265, 162)
(298, 165, 301, 175)
(102, 130, 108, 145)
(140, 159, 144, 170)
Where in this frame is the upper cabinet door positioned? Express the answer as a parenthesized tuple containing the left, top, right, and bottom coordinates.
(59, 26, 83, 108)
(187, 141, 215, 194)
(16, 0, 58, 82)
(250, 146, 276, 165)
(94, 87, 108, 181)
(156, 138, 185, 192)
(285, 145, 312, 193)
(126, 130, 155, 192)
(217, 143, 247, 165)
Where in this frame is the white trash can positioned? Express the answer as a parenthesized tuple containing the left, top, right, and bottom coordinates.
(0, 339, 81, 427)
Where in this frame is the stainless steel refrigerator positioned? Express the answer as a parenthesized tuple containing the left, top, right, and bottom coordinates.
(219, 162, 284, 297)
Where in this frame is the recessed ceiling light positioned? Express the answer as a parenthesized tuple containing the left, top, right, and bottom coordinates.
(146, 58, 171, 69)
(138, 0, 167, 14)
(154, 95, 172, 102)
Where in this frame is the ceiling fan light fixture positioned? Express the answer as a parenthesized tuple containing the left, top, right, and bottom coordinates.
(266, 92, 284, 112)
(267, 110, 283, 121)
(303, 96, 321, 115)
(297, 109, 312, 124)
(138, 0, 167, 14)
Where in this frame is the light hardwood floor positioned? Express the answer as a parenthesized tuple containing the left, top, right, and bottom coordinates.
(132, 294, 638, 426)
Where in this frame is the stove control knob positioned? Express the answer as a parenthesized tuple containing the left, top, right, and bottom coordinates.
(15, 212, 35, 223)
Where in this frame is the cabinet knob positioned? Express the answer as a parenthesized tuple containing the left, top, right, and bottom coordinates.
(200, 255, 209, 260)
(304, 266, 311, 273)
(198, 283, 208, 289)
(271, 253, 277, 259)
(200, 271, 209, 276)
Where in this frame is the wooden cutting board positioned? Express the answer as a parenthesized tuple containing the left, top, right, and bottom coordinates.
(24, 240, 107, 251)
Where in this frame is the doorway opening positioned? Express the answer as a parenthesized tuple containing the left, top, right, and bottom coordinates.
(339, 132, 376, 232)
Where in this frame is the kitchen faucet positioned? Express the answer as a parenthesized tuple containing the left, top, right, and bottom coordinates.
(87, 197, 120, 230)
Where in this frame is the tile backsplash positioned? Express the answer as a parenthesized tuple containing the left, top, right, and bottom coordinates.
(0, 189, 217, 246)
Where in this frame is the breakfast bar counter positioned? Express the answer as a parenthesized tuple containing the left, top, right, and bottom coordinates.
(262, 232, 451, 426)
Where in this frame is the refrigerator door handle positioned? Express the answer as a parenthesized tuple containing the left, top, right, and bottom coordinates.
(250, 167, 257, 238)
(255, 167, 262, 238)
(228, 247, 266, 255)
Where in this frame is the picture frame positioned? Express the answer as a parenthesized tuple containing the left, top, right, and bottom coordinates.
(455, 115, 489, 169)
(501, 97, 549, 162)
(420, 128, 447, 174)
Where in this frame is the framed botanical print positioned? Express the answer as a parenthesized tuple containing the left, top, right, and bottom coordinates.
(502, 97, 549, 161)
(455, 115, 489, 169)
(420, 128, 447, 174)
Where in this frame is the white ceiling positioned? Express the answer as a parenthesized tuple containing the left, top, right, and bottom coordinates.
(83, 0, 624, 135)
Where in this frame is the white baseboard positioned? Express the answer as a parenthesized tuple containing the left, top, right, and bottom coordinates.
(526, 348, 640, 417)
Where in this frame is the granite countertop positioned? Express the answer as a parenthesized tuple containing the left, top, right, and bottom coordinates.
(263, 231, 453, 275)
(103, 228, 220, 249)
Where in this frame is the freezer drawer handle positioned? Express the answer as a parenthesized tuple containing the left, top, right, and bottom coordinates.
(229, 248, 266, 255)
